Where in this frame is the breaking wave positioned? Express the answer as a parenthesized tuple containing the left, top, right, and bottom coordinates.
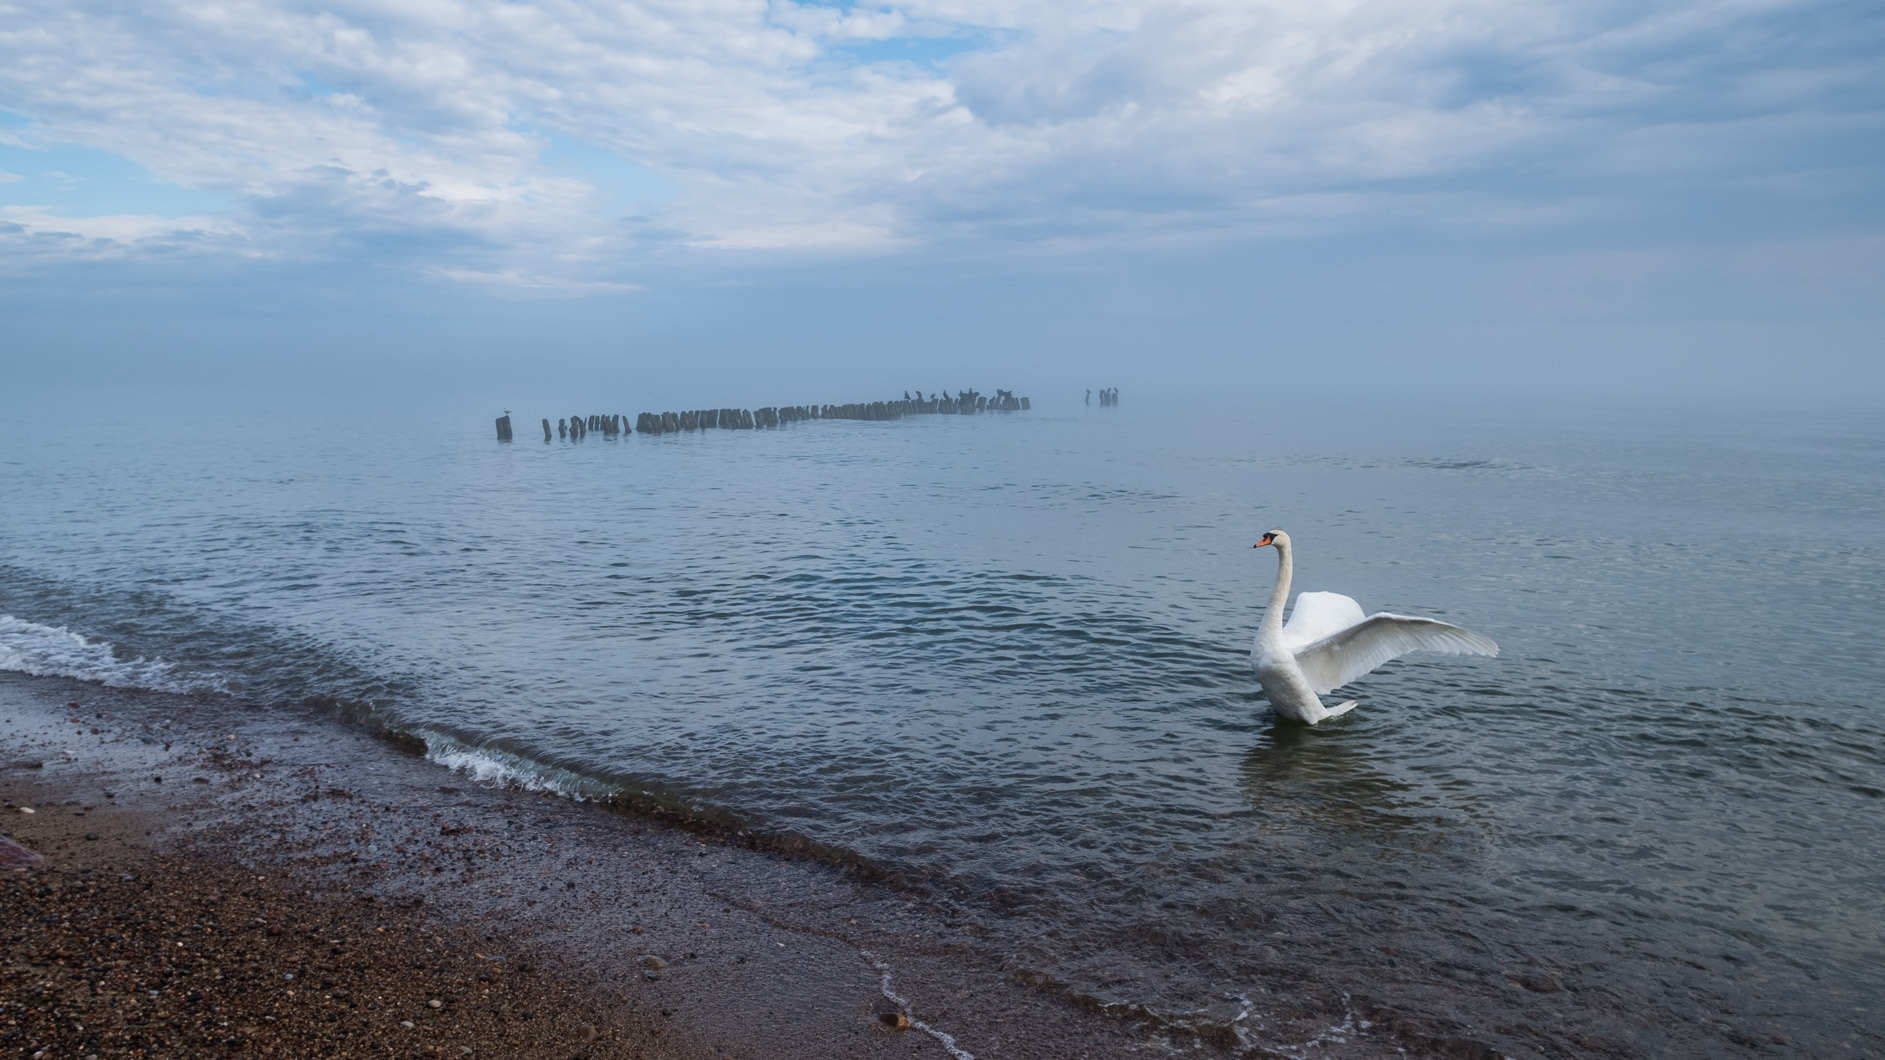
(0, 613, 226, 695)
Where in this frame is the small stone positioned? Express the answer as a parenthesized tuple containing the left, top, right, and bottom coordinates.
(639, 955, 667, 969)
(880, 1011, 912, 1030)
(400, 1020, 414, 1029)
(84, 832, 99, 841)
(428, 998, 443, 1009)
(578, 1023, 598, 1044)
(17, 807, 33, 814)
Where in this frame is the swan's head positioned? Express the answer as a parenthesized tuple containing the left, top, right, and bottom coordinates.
(1253, 529, 1289, 549)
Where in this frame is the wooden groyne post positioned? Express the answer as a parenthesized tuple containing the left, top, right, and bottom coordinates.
(518, 387, 1034, 444)
(495, 414, 513, 442)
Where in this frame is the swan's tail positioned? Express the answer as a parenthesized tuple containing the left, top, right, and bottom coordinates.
(1310, 699, 1358, 725)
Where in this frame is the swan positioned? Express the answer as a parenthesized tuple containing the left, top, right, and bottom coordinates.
(1251, 529, 1498, 724)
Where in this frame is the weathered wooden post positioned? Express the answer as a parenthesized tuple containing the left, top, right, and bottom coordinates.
(496, 415, 513, 441)
(542, 418, 552, 441)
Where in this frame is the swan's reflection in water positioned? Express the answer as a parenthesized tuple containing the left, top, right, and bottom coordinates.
(1220, 717, 1501, 1013)
(1242, 721, 1424, 831)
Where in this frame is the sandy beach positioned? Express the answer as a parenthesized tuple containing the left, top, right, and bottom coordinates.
(1, 670, 1451, 1060)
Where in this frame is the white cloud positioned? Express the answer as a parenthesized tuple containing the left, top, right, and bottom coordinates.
(427, 266, 643, 294)
(0, 204, 246, 269)
(0, 0, 1877, 283)
(0, 170, 20, 183)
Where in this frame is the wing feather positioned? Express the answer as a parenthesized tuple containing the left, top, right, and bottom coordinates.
(1281, 591, 1368, 652)
(1292, 613, 1499, 695)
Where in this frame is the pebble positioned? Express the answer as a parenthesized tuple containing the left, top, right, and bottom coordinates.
(401, 1020, 415, 1029)
(638, 955, 667, 969)
(880, 1011, 912, 1030)
(428, 999, 443, 1009)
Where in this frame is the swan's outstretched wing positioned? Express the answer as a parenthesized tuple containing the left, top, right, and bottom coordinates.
(1292, 613, 1499, 695)
(1282, 591, 1367, 652)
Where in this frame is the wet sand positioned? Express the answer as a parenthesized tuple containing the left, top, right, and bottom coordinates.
(0, 671, 1420, 1059)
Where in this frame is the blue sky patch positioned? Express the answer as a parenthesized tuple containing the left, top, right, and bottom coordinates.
(534, 131, 677, 215)
(295, 72, 343, 98)
(832, 33, 991, 69)
(0, 138, 230, 218)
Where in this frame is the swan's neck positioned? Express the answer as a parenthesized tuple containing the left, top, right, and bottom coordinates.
(1261, 542, 1292, 637)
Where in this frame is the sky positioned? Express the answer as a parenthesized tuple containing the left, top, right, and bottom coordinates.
(2, 0, 1881, 409)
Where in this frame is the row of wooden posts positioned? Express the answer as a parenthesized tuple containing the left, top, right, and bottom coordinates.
(494, 389, 1030, 442)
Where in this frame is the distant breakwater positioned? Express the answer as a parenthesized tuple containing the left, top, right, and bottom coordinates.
(495, 388, 1030, 442)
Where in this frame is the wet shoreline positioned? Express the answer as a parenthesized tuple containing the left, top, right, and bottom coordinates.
(0, 669, 1424, 1059)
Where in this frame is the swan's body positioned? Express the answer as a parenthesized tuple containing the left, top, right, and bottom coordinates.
(1251, 530, 1498, 724)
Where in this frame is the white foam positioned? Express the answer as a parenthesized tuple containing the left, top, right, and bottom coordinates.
(862, 950, 976, 1060)
(1235, 990, 1383, 1059)
(424, 739, 623, 802)
(0, 613, 222, 694)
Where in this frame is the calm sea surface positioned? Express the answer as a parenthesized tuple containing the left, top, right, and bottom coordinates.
(3, 396, 1881, 1057)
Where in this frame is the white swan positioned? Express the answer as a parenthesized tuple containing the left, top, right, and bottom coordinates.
(1251, 529, 1498, 724)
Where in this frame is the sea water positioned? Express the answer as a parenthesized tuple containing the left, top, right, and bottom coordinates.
(2, 395, 1880, 1057)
